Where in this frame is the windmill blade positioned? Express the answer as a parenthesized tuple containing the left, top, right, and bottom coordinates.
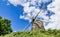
(23, 22, 32, 30)
(41, 20, 55, 26)
(42, 20, 54, 23)
(25, 15, 32, 19)
(34, 10, 41, 19)
(36, 19, 53, 23)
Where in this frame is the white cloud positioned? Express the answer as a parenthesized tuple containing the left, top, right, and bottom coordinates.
(8, 0, 60, 30)
(8, 0, 19, 6)
(46, 0, 60, 29)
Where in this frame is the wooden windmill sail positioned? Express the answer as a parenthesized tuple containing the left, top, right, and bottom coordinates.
(24, 10, 45, 30)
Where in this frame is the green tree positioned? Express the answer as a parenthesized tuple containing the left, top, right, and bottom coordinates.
(0, 16, 12, 35)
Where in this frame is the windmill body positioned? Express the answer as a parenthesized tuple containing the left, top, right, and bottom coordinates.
(32, 19, 45, 30)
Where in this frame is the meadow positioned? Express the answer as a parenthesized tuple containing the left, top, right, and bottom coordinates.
(0, 29, 60, 37)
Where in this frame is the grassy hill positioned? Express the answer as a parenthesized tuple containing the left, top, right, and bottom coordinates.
(0, 30, 60, 37)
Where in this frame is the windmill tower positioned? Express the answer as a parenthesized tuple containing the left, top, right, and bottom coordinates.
(24, 10, 45, 30)
(32, 19, 45, 30)
(31, 10, 45, 30)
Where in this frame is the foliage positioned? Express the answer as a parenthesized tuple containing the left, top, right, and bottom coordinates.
(0, 16, 12, 35)
(0, 30, 60, 37)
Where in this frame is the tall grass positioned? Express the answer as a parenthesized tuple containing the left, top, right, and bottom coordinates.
(0, 29, 60, 37)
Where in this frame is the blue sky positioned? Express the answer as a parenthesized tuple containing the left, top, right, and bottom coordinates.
(0, 0, 30, 31)
(0, 0, 55, 31)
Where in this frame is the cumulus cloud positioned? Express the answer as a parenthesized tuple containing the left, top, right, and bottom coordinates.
(8, 0, 60, 29)
(46, 0, 60, 29)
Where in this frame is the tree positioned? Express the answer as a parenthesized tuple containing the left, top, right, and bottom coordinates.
(0, 16, 12, 35)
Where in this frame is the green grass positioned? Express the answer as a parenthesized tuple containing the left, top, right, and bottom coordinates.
(0, 30, 60, 37)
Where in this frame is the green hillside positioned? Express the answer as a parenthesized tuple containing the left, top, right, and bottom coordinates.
(0, 30, 60, 37)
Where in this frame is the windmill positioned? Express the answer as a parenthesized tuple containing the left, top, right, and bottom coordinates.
(23, 10, 47, 31)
